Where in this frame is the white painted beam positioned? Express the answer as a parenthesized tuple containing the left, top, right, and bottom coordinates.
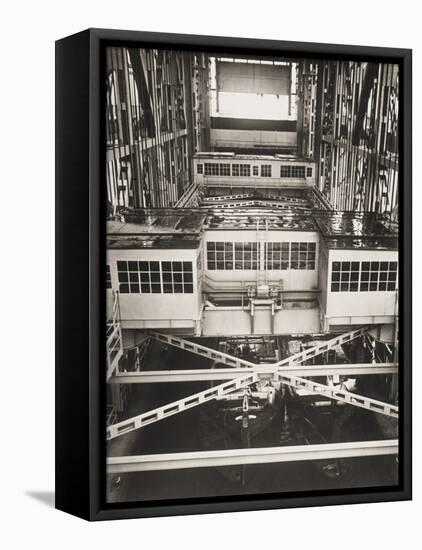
(110, 363, 398, 383)
(107, 440, 398, 473)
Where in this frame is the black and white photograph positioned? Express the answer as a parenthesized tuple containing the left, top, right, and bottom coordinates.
(104, 45, 401, 504)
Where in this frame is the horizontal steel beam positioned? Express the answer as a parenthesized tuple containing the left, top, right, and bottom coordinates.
(107, 440, 398, 473)
(110, 363, 398, 383)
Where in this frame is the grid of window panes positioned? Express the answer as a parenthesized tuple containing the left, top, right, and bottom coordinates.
(306, 167, 313, 177)
(290, 242, 316, 270)
(106, 264, 112, 289)
(252, 165, 259, 176)
(206, 242, 233, 270)
(280, 165, 306, 178)
(331, 261, 398, 292)
(117, 261, 161, 294)
(204, 163, 219, 176)
(293, 166, 305, 178)
(331, 261, 360, 292)
(266, 242, 290, 269)
(232, 164, 251, 177)
(197, 163, 203, 174)
(234, 242, 258, 269)
(219, 163, 230, 176)
(161, 261, 194, 294)
(360, 261, 397, 292)
(261, 164, 272, 177)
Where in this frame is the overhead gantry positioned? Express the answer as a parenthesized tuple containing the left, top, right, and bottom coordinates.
(106, 327, 398, 445)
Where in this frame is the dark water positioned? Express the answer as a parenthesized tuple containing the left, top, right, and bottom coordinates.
(107, 344, 398, 503)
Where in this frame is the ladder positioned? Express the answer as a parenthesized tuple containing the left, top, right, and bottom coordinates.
(256, 218, 269, 290)
(106, 292, 123, 381)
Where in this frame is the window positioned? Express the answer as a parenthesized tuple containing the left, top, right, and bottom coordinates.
(261, 165, 272, 177)
(266, 242, 290, 270)
(204, 163, 219, 176)
(331, 261, 360, 292)
(234, 242, 258, 270)
(331, 260, 398, 292)
(232, 164, 250, 177)
(206, 242, 233, 270)
(290, 242, 316, 270)
(253, 166, 259, 176)
(197, 163, 203, 174)
(240, 164, 251, 177)
(280, 165, 291, 178)
(161, 261, 193, 294)
(117, 260, 161, 294)
(106, 265, 112, 289)
(280, 165, 306, 178)
(219, 163, 230, 176)
(292, 166, 306, 178)
(360, 261, 397, 292)
(207, 242, 260, 270)
(306, 167, 313, 177)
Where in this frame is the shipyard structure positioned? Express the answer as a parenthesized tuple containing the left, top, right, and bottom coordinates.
(105, 48, 399, 502)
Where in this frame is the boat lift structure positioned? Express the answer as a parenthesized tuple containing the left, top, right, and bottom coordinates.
(106, 321, 399, 472)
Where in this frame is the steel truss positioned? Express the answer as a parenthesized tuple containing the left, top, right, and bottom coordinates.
(149, 327, 367, 370)
(107, 327, 398, 441)
(106, 372, 258, 440)
(107, 440, 398, 473)
(110, 363, 398, 383)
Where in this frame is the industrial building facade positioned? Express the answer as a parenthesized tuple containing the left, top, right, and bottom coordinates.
(105, 46, 399, 504)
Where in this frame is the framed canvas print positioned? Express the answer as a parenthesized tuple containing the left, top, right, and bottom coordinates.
(55, 28, 412, 521)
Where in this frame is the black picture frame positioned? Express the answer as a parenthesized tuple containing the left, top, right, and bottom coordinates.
(55, 28, 412, 521)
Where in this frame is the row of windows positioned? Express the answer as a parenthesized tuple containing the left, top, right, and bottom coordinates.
(197, 163, 312, 178)
(280, 165, 312, 178)
(206, 242, 316, 271)
(267, 242, 316, 270)
(331, 261, 398, 292)
(106, 264, 112, 289)
(115, 260, 194, 294)
(206, 241, 258, 270)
